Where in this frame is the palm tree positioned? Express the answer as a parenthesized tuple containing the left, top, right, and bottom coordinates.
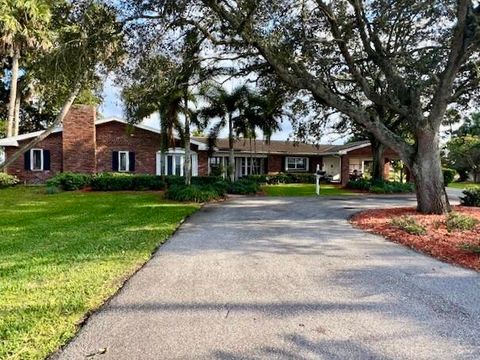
(0, 0, 52, 136)
(199, 84, 250, 181)
(122, 55, 196, 180)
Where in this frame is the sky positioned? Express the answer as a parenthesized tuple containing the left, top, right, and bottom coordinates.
(98, 76, 350, 144)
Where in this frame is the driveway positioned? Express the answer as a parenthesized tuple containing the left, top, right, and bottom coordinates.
(53, 194, 480, 360)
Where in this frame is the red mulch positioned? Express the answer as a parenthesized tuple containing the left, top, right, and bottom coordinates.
(350, 206, 480, 271)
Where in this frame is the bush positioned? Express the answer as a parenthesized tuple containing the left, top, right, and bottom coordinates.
(165, 184, 223, 202)
(442, 168, 457, 186)
(45, 186, 61, 195)
(459, 243, 480, 254)
(460, 189, 480, 207)
(90, 173, 165, 191)
(0, 173, 19, 188)
(46, 172, 91, 191)
(265, 172, 317, 184)
(347, 179, 414, 193)
(245, 174, 268, 184)
(227, 179, 259, 195)
(391, 216, 427, 235)
(164, 175, 223, 187)
(445, 212, 478, 232)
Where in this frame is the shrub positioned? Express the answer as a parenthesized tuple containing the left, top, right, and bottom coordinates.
(245, 174, 268, 184)
(460, 189, 480, 207)
(445, 212, 478, 232)
(442, 168, 457, 186)
(459, 243, 480, 254)
(227, 179, 259, 195)
(347, 179, 414, 193)
(0, 173, 19, 188)
(164, 175, 222, 187)
(265, 172, 317, 184)
(390, 216, 427, 235)
(46, 172, 91, 191)
(90, 173, 165, 191)
(165, 184, 223, 202)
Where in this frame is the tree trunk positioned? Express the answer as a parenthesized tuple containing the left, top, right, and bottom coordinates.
(410, 132, 450, 214)
(184, 95, 191, 185)
(228, 114, 235, 182)
(0, 81, 81, 171)
(7, 50, 20, 137)
(159, 118, 166, 181)
(14, 90, 21, 136)
(370, 137, 385, 182)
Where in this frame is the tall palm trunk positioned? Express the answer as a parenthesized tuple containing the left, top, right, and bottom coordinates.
(7, 49, 20, 137)
(14, 90, 21, 136)
(228, 113, 235, 182)
(184, 94, 191, 185)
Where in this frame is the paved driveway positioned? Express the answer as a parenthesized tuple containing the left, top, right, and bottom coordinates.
(53, 194, 480, 360)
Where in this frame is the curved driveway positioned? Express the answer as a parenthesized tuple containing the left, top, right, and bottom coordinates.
(54, 194, 480, 360)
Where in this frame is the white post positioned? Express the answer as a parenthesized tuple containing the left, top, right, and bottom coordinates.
(316, 164, 320, 196)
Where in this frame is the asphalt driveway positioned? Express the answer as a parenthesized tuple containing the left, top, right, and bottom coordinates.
(53, 193, 480, 360)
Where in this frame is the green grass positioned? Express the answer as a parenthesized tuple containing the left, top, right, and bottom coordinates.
(448, 182, 480, 189)
(0, 187, 199, 360)
(262, 183, 357, 197)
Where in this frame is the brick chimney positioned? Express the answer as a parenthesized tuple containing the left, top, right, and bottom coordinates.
(62, 105, 97, 173)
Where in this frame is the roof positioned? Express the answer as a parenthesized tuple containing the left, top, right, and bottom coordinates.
(0, 117, 370, 155)
(0, 117, 207, 149)
(191, 137, 370, 156)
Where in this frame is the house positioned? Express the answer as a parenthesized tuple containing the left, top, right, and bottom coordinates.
(0, 105, 399, 185)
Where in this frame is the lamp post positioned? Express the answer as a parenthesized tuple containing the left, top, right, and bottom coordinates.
(316, 164, 321, 196)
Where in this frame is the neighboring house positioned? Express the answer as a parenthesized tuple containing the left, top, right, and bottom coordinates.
(0, 105, 399, 185)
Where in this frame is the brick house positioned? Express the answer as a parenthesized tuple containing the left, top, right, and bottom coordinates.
(0, 105, 399, 185)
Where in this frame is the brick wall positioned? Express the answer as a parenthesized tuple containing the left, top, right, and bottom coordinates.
(63, 105, 97, 173)
(5, 132, 63, 183)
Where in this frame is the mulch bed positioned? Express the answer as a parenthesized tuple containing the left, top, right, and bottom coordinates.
(350, 206, 480, 271)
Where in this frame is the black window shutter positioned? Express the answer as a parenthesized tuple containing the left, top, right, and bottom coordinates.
(43, 150, 51, 170)
(112, 151, 119, 171)
(129, 152, 135, 172)
(24, 151, 31, 170)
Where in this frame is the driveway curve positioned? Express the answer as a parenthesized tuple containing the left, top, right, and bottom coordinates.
(53, 195, 480, 360)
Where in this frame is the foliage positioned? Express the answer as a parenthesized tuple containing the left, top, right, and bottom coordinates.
(446, 212, 479, 232)
(0, 186, 198, 359)
(390, 216, 427, 236)
(227, 179, 259, 195)
(442, 168, 457, 186)
(165, 175, 222, 187)
(347, 179, 414, 193)
(165, 183, 223, 202)
(90, 173, 165, 191)
(245, 174, 269, 184)
(459, 243, 480, 254)
(0, 172, 19, 188)
(46, 172, 91, 191)
(446, 135, 480, 182)
(460, 189, 480, 207)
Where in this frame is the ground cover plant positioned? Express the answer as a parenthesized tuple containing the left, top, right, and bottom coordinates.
(351, 206, 480, 271)
(0, 187, 198, 359)
(0, 173, 19, 188)
(262, 183, 356, 197)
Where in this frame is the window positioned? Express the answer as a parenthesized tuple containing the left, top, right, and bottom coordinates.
(286, 157, 308, 171)
(31, 149, 44, 171)
(118, 151, 129, 172)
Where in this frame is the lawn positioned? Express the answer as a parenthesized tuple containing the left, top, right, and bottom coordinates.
(262, 183, 357, 196)
(448, 182, 480, 190)
(0, 187, 199, 360)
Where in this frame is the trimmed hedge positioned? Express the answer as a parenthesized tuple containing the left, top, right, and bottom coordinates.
(90, 173, 165, 191)
(164, 175, 223, 187)
(442, 168, 457, 186)
(46, 172, 91, 191)
(460, 189, 480, 207)
(0, 173, 19, 188)
(165, 183, 224, 202)
(245, 172, 320, 185)
(227, 179, 260, 195)
(347, 179, 414, 193)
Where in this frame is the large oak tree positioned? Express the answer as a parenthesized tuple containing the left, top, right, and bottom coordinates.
(124, 0, 480, 214)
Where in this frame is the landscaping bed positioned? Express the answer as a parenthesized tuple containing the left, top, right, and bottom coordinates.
(0, 187, 199, 359)
(351, 207, 480, 271)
